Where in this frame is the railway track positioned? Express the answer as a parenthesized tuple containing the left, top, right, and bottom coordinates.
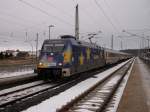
(57, 59, 134, 112)
(0, 80, 53, 107)
(0, 59, 123, 90)
(0, 79, 77, 112)
(0, 59, 132, 112)
(0, 70, 101, 112)
(0, 73, 37, 90)
(0, 80, 46, 96)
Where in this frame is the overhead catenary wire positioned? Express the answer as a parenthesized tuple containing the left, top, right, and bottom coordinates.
(41, 0, 89, 34)
(79, 5, 103, 28)
(103, 0, 123, 30)
(41, 0, 73, 18)
(124, 28, 150, 35)
(94, 0, 119, 32)
(18, 0, 74, 27)
(0, 11, 55, 35)
(0, 10, 73, 35)
(0, 18, 40, 37)
(72, 0, 103, 29)
(0, 19, 48, 38)
(0, 10, 49, 33)
(0, 11, 35, 25)
(0, 16, 28, 28)
(40, 0, 87, 34)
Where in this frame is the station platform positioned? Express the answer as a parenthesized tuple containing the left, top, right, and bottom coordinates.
(117, 58, 150, 112)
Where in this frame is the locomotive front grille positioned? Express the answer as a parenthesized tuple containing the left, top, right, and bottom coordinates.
(37, 68, 62, 79)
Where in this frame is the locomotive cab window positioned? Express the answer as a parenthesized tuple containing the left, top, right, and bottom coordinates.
(54, 43, 64, 52)
(43, 43, 64, 52)
(43, 44, 53, 51)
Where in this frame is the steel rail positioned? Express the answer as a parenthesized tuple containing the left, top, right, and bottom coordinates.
(0, 80, 47, 96)
(0, 59, 132, 112)
(0, 76, 84, 112)
(57, 59, 134, 112)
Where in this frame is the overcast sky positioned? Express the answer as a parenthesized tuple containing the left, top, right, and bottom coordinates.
(0, 0, 150, 51)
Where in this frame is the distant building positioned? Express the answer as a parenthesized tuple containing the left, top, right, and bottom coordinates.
(5, 50, 19, 57)
(12, 51, 18, 57)
(16, 51, 29, 58)
(4, 50, 30, 58)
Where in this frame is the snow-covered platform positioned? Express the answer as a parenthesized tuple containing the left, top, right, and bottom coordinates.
(117, 58, 150, 112)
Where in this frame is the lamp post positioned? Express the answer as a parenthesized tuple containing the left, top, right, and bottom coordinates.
(48, 25, 54, 40)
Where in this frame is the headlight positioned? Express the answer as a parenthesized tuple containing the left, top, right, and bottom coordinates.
(50, 53, 54, 56)
(39, 62, 43, 66)
(58, 62, 62, 66)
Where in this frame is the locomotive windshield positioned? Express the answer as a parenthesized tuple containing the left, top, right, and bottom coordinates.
(42, 43, 64, 52)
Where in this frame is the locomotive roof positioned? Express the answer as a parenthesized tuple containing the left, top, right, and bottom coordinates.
(44, 35, 104, 49)
(43, 37, 130, 55)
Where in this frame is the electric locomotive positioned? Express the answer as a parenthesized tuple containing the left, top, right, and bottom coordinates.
(36, 35, 131, 79)
(37, 35, 106, 79)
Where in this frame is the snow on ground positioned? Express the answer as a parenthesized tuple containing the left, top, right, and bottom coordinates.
(22, 59, 131, 112)
(0, 81, 44, 96)
(0, 70, 34, 79)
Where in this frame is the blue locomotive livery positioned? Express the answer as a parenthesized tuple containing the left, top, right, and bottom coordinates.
(37, 35, 131, 79)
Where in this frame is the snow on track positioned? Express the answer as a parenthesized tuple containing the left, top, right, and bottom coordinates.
(22, 60, 131, 112)
(0, 81, 44, 96)
(0, 70, 34, 79)
(104, 58, 135, 112)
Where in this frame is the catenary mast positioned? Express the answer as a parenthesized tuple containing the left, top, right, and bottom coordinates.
(75, 4, 79, 40)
